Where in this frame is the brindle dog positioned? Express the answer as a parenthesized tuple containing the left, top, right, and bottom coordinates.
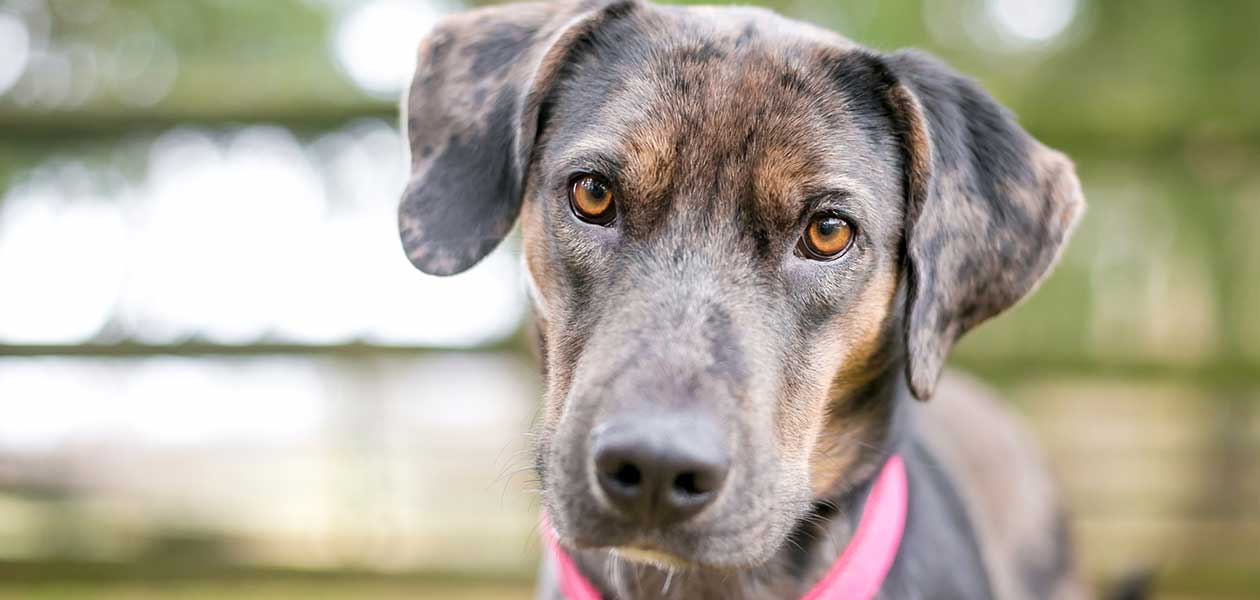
(398, 1, 1088, 598)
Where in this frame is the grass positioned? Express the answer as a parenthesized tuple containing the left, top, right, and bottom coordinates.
(3, 560, 1259, 599)
(0, 581, 532, 600)
(0, 561, 534, 600)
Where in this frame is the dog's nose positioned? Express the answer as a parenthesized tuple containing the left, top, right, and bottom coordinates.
(591, 414, 730, 527)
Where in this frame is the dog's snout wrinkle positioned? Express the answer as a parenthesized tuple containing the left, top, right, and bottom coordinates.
(591, 413, 731, 528)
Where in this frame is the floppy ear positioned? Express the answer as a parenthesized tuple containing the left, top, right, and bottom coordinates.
(881, 50, 1085, 400)
(399, 0, 634, 276)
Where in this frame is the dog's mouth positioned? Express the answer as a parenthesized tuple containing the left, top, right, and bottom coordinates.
(610, 546, 692, 570)
(549, 498, 802, 571)
(561, 530, 746, 571)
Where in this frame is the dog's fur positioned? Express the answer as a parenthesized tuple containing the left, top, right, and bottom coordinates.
(398, 2, 1086, 598)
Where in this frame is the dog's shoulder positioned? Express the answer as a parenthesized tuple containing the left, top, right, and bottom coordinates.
(913, 372, 1088, 600)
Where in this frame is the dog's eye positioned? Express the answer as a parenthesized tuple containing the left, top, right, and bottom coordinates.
(570, 174, 616, 225)
(799, 214, 855, 260)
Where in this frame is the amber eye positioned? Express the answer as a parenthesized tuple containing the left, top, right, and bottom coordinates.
(569, 174, 616, 225)
(799, 214, 855, 260)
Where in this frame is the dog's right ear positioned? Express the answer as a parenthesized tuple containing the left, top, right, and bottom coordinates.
(399, 0, 635, 276)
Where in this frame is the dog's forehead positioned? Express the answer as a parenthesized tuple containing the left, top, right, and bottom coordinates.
(544, 4, 894, 230)
(669, 4, 859, 50)
(565, 3, 868, 141)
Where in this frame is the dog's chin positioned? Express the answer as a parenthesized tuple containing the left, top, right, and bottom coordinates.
(611, 547, 692, 570)
(566, 532, 788, 571)
(556, 513, 795, 571)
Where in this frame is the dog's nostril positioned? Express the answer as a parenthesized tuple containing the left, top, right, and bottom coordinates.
(673, 472, 703, 496)
(612, 463, 641, 488)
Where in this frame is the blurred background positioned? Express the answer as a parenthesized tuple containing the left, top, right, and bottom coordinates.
(0, 0, 1256, 598)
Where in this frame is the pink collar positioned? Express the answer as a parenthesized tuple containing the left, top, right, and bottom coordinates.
(544, 454, 908, 600)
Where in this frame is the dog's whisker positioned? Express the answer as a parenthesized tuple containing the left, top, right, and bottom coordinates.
(491, 464, 538, 483)
(631, 557, 644, 593)
(607, 549, 625, 596)
(490, 464, 540, 508)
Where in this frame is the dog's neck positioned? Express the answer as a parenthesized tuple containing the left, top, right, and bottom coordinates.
(564, 367, 914, 600)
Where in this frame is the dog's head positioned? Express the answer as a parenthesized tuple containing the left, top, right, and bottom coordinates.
(398, 0, 1082, 569)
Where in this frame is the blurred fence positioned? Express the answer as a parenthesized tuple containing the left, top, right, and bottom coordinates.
(0, 0, 1258, 598)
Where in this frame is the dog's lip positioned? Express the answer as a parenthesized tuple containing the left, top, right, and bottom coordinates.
(567, 535, 693, 568)
(563, 529, 780, 571)
(612, 546, 692, 570)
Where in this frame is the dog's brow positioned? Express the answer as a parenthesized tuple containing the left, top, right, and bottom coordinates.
(553, 148, 623, 179)
(799, 172, 872, 203)
(800, 188, 854, 206)
(764, 171, 871, 209)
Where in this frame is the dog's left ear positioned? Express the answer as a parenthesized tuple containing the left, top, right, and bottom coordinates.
(879, 50, 1085, 400)
(398, 0, 635, 276)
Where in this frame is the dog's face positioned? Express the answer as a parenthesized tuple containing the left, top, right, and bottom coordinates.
(398, 1, 1083, 569)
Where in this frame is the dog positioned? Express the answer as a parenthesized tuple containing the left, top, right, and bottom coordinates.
(397, 1, 1090, 598)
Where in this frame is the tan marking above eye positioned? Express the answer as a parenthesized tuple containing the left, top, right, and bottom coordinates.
(570, 175, 616, 224)
(801, 215, 855, 259)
